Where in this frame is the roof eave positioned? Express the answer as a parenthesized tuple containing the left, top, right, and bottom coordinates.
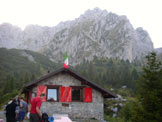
(23, 67, 116, 98)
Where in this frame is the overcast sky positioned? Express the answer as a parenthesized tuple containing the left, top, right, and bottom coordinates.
(0, 0, 161, 48)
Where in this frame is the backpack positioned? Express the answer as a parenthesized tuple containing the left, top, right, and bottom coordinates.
(42, 113, 49, 122)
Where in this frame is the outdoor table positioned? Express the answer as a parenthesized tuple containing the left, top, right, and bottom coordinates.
(53, 114, 72, 122)
(0, 119, 4, 122)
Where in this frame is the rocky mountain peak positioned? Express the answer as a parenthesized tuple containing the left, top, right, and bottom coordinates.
(0, 23, 22, 48)
(0, 8, 154, 65)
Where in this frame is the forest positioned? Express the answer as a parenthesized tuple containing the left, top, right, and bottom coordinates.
(0, 48, 162, 122)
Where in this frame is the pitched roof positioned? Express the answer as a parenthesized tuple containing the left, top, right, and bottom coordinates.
(23, 67, 116, 98)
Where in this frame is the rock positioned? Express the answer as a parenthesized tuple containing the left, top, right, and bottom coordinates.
(111, 107, 118, 113)
(0, 8, 154, 65)
(110, 88, 114, 91)
(121, 85, 127, 89)
(117, 94, 122, 99)
(155, 47, 162, 54)
(119, 103, 123, 107)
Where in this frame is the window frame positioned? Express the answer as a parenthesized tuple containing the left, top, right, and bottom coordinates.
(46, 85, 61, 102)
(71, 86, 85, 102)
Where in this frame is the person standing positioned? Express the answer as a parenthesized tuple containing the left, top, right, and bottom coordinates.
(5, 99, 17, 122)
(29, 93, 45, 122)
(19, 97, 28, 122)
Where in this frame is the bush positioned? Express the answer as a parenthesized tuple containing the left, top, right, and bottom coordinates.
(104, 114, 131, 122)
(0, 90, 19, 109)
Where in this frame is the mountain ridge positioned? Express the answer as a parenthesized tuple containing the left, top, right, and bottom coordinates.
(0, 8, 154, 65)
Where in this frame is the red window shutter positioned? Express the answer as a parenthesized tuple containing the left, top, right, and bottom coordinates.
(37, 85, 47, 102)
(60, 87, 66, 102)
(66, 87, 72, 102)
(84, 88, 92, 102)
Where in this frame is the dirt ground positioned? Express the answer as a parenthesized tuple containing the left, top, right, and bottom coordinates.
(0, 111, 5, 121)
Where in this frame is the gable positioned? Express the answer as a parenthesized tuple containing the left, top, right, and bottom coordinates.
(37, 73, 82, 86)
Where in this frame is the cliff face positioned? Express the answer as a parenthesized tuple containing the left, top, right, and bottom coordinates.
(155, 48, 162, 54)
(39, 8, 153, 64)
(0, 8, 154, 65)
(0, 23, 22, 48)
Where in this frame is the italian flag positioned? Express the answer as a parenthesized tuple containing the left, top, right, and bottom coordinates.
(64, 52, 69, 69)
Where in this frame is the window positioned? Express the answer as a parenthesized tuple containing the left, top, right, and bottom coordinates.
(47, 89, 57, 101)
(72, 87, 83, 102)
(72, 89, 80, 101)
(46, 85, 60, 102)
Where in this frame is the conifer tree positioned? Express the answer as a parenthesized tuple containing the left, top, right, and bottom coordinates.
(131, 52, 162, 122)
